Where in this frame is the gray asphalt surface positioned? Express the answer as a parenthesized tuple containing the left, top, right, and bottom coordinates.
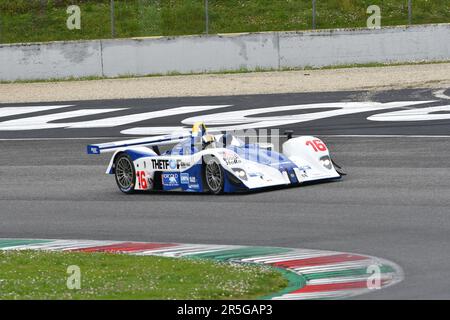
(1, 88, 449, 299)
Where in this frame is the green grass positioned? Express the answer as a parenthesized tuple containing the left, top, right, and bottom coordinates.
(0, 0, 449, 44)
(0, 250, 288, 300)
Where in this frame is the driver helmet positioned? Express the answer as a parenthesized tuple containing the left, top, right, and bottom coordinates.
(202, 134, 216, 149)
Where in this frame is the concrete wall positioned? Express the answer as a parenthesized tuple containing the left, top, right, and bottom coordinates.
(101, 33, 280, 76)
(0, 24, 449, 81)
(279, 24, 450, 68)
(0, 40, 103, 81)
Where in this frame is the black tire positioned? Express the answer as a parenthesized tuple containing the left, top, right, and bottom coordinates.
(332, 158, 347, 176)
(203, 156, 224, 195)
(114, 153, 136, 194)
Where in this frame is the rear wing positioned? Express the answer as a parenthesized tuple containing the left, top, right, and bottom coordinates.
(87, 133, 191, 155)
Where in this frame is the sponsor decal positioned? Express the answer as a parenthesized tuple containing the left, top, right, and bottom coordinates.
(152, 159, 170, 170)
(248, 172, 263, 178)
(180, 173, 189, 184)
(222, 150, 242, 166)
(294, 168, 308, 181)
(89, 146, 99, 154)
(152, 159, 191, 170)
(188, 183, 200, 190)
(248, 172, 271, 181)
(169, 159, 178, 170)
(176, 160, 192, 170)
(162, 173, 180, 187)
(189, 176, 197, 184)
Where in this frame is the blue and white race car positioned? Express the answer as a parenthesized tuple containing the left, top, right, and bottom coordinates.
(87, 123, 344, 194)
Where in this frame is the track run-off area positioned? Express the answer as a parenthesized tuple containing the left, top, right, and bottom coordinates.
(0, 88, 449, 299)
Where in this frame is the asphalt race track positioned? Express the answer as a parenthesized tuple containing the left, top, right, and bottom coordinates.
(1, 88, 449, 299)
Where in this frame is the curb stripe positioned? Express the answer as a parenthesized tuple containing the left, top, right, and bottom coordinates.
(144, 245, 243, 257)
(294, 260, 380, 273)
(241, 251, 335, 263)
(304, 265, 395, 281)
(307, 274, 395, 285)
(189, 247, 292, 261)
(273, 254, 368, 268)
(292, 279, 391, 294)
(72, 242, 177, 253)
(0, 239, 53, 249)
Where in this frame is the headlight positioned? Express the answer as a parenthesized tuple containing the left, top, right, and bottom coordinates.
(320, 156, 333, 170)
(232, 168, 248, 180)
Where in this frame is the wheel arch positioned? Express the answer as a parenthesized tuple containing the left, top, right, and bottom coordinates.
(106, 147, 157, 174)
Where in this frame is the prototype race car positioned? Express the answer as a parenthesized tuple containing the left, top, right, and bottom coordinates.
(87, 123, 344, 194)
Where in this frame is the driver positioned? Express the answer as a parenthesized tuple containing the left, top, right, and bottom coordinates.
(202, 134, 216, 150)
(189, 122, 217, 150)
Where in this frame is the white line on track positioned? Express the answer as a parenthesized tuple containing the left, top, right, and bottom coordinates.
(1, 134, 450, 141)
(433, 89, 450, 100)
(0, 137, 133, 141)
(238, 135, 450, 138)
(318, 135, 450, 138)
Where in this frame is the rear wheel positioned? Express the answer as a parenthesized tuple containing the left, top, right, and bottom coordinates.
(203, 157, 224, 195)
(114, 154, 136, 194)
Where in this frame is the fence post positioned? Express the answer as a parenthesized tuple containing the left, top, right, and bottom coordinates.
(110, 0, 115, 38)
(312, 0, 316, 29)
(205, 0, 209, 35)
(408, 0, 412, 25)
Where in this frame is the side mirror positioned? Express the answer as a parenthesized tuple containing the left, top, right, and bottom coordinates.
(284, 130, 294, 140)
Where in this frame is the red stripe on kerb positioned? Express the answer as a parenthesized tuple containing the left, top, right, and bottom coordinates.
(272, 254, 368, 268)
(292, 279, 390, 294)
(72, 242, 177, 253)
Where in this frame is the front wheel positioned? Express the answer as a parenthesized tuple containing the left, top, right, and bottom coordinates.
(114, 153, 136, 194)
(203, 157, 224, 195)
(332, 158, 347, 176)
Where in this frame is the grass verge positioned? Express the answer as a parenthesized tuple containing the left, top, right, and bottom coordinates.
(0, 0, 449, 44)
(0, 250, 288, 300)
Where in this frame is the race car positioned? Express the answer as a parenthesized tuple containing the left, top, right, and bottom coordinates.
(87, 122, 344, 194)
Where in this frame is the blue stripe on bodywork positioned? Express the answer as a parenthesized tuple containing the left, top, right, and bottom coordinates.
(228, 144, 300, 181)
